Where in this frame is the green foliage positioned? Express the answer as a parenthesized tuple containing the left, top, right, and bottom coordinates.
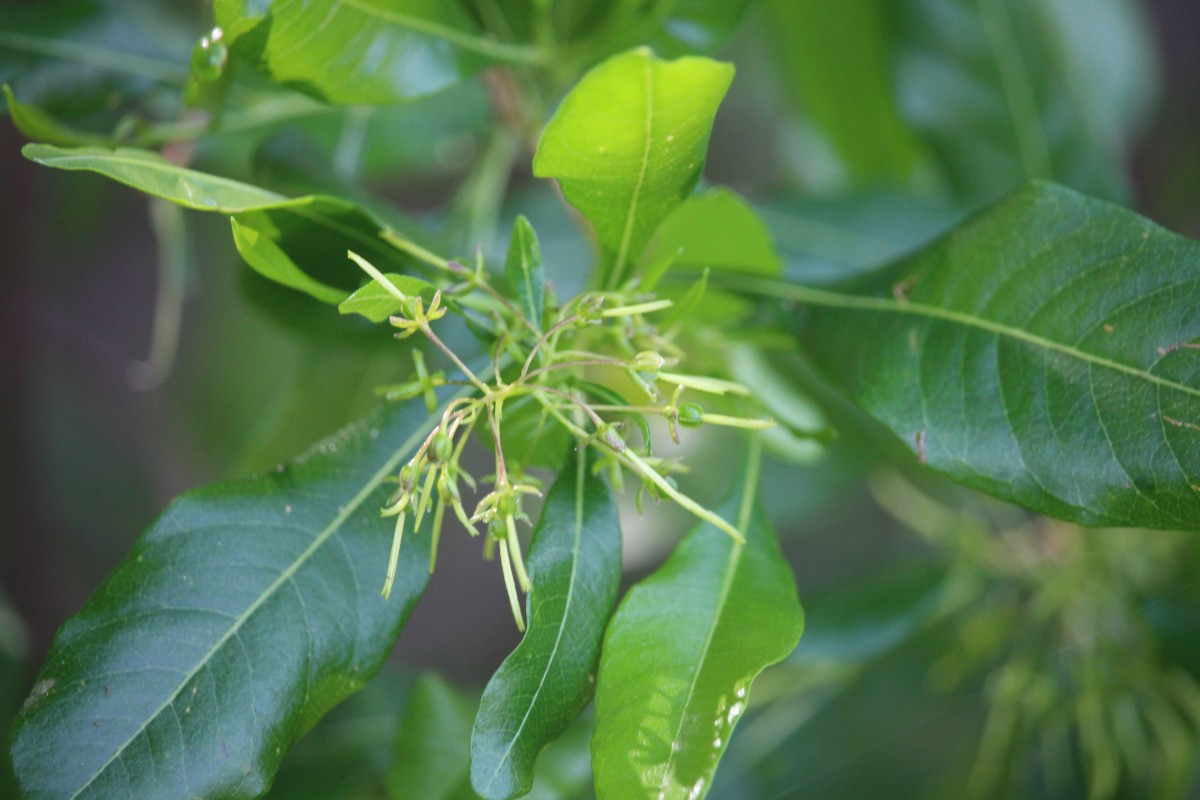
(5, 2, 1198, 799)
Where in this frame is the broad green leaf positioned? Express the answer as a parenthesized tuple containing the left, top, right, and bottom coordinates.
(592, 474, 803, 800)
(504, 215, 545, 333)
(471, 447, 621, 800)
(9, 384, 475, 799)
(23, 143, 411, 299)
(788, 181, 1200, 531)
(215, 0, 538, 106)
(389, 674, 475, 800)
(338, 273, 437, 323)
(764, 0, 923, 184)
(532, 48, 734, 285)
(893, 0, 1158, 200)
(639, 187, 780, 290)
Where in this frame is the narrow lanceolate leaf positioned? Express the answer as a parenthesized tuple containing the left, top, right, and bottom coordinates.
(471, 447, 621, 800)
(23, 143, 412, 300)
(533, 48, 734, 285)
(215, 0, 539, 105)
(10, 384, 475, 799)
(504, 215, 545, 334)
(786, 181, 1200, 531)
(591, 466, 803, 800)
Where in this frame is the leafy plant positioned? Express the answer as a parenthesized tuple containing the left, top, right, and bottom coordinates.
(3, 1, 1199, 798)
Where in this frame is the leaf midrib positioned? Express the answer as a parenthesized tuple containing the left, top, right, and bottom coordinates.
(740, 277, 1200, 402)
(484, 447, 590, 792)
(332, 0, 542, 63)
(610, 54, 655, 289)
(66, 400, 458, 799)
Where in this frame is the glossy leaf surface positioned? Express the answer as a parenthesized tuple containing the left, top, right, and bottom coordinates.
(533, 48, 734, 276)
(592, 480, 803, 799)
(215, 0, 534, 105)
(23, 143, 410, 298)
(793, 181, 1200, 531)
(9, 386, 473, 799)
(471, 447, 621, 799)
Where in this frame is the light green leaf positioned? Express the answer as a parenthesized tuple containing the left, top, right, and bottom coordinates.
(533, 47, 734, 286)
(471, 447, 621, 800)
(9, 384, 474, 799)
(639, 187, 780, 290)
(23, 143, 413, 301)
(592, 466, 803, 800)
(215, 0, 539, 106)
(504, 215, 546, 333)
(389, 674, 476, 800)
(785, 181, 1200, 531)
(338, 273, 437, 323)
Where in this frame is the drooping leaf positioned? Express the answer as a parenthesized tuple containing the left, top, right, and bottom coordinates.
(338, 272, 438, 323)
(533, 47, 734, 285)
(471, 447, 621, 800)
(389, 674, 476, 800)
(504, 215, 546, 334)
(789, 181, 1200, 531)
(639, 187, 780, 290)
(764, 0, 923, 184)
(23, 143, 414, 299)
(215, 0, 539, 106)
(591, 471, 804, 800)
(9, 383, 476, 799)
(893, 0, 1158, 201)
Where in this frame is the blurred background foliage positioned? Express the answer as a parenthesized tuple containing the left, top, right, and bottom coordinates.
(2, 0, 1200, 797)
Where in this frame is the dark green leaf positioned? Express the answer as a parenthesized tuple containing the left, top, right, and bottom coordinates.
(3, 85, 114, 147)
(592, 469, 803, 799)
(215, 0, 539, 106)
(653, 0, 756, 56)
(790, 181, 1200, 531)
(893, 0, 1157, 200)
(23, 143, 413, 299)
(389, 674, 476, 800)
(471, 447, 621, 800)
(504, 215, 546, 334)
(639, 187, 780, 291)
(338, 273, 437, 323)
(9, 384, 475, 799)
(532, 47, 734, 286)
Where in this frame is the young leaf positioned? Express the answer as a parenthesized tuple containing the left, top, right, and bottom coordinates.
(591, 469, 803, 800)
(215, 0, 539, 106)
(9, 384, 476, 799)
(338, 272, 437, 323)
(471, 446, 621, 800)
(532, 47, 734, 286)
(786, 181, 1200, 532)
(504, 215, 545, 333)
(638, 187, 781, 291)
(23, 143, 414, 300)
(389, 674, 476, 800)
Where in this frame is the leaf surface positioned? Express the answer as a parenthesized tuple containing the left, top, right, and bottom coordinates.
(591, 472, 803, 799)
(471, 447, 621, 799)
(504, 215, 546, 334)
(338, 273, 437, 323)
(532, 48, 733, 282)
(389, 674, 475, 800)
(23, 143, 412, 299)
(215, 0, 537, 105)
(9, 385, 474, 799)
(791, 181, 1200, 531)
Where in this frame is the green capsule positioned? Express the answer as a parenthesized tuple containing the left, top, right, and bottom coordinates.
(677, 402, 705, 427)
(488, 517, 507, 541)
(432, 430, 453, 463)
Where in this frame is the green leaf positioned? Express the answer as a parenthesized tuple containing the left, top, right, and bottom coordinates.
(471, 446, 621, 800)
(2, 85, 114, 147)
(893, 0, 1158, 200)
(504, 215, 546, 333)
(653, 0, 756, 56)
(639, 187, 780, 291)
(9, 384, 475, 799)
(788, 181, 1200, 531)
(23, 143, 412, 300)
(591, 466, 803, 800)
(215, 0, 539, 106)
(389, 674, 476, 800)
(338, 273, 437, 323)
(533, 47, 734, 286)
(764, 0, 923, 183)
